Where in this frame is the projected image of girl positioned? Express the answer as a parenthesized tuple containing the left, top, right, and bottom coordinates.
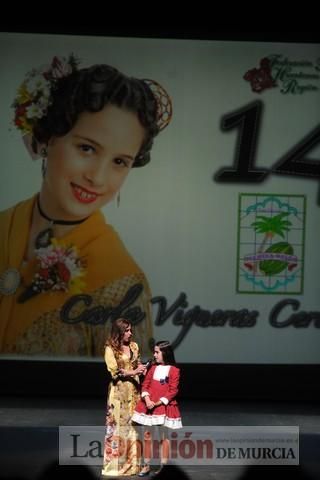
(0, 54, 172, 357)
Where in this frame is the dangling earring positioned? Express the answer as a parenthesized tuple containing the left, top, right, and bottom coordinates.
(40, 147, 48, 178)
(40, 147, 48, 158)
(41, 158, 47, 178)
(117, 192, 121, 208)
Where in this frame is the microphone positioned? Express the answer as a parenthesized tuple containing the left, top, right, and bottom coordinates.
(143, 359, 153, 370)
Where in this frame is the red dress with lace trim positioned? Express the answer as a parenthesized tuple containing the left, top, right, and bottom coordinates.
(132, 364, 182, 429)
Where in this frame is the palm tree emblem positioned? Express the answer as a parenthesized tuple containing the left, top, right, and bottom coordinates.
(245, 212, 297, 275)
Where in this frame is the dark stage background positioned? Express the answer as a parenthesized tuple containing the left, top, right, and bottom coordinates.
(2, 360, 320, 401)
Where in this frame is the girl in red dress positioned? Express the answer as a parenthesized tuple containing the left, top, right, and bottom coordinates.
(132, 340, 182, 476)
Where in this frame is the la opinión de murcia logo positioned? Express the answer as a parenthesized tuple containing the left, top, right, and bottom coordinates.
(59, 426, 299, 466)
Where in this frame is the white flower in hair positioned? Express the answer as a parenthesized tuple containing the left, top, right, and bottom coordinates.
(12, 53, 79, 136)
(25, 74, 50, 97)
(26, 103, 45, 120)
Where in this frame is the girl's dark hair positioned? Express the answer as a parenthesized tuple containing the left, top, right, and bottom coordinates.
(32, 64, 159, 167)
(155, 340, 176, 365)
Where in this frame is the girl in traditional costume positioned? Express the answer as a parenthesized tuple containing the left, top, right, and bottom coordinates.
(0, 55, 172, 357)
(132, 340, 182, 476)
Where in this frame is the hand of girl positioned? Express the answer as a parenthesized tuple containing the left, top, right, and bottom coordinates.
(145, 398, 155, 410)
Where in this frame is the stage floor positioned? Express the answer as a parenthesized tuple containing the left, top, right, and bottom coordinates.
(1, 397, 319, 479)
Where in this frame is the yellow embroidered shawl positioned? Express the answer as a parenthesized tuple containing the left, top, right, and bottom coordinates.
(0, 195, 153, 357)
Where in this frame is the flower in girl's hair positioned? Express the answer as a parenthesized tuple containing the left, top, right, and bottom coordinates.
(18, 238, 86, 303)
(12, 54, 79, 135)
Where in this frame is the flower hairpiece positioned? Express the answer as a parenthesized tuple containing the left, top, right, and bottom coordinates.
(18, 238, 86, 303)
(12, 54, 79, 135)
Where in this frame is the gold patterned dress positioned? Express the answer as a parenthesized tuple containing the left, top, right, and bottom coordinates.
(102, 341, 142, 477)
